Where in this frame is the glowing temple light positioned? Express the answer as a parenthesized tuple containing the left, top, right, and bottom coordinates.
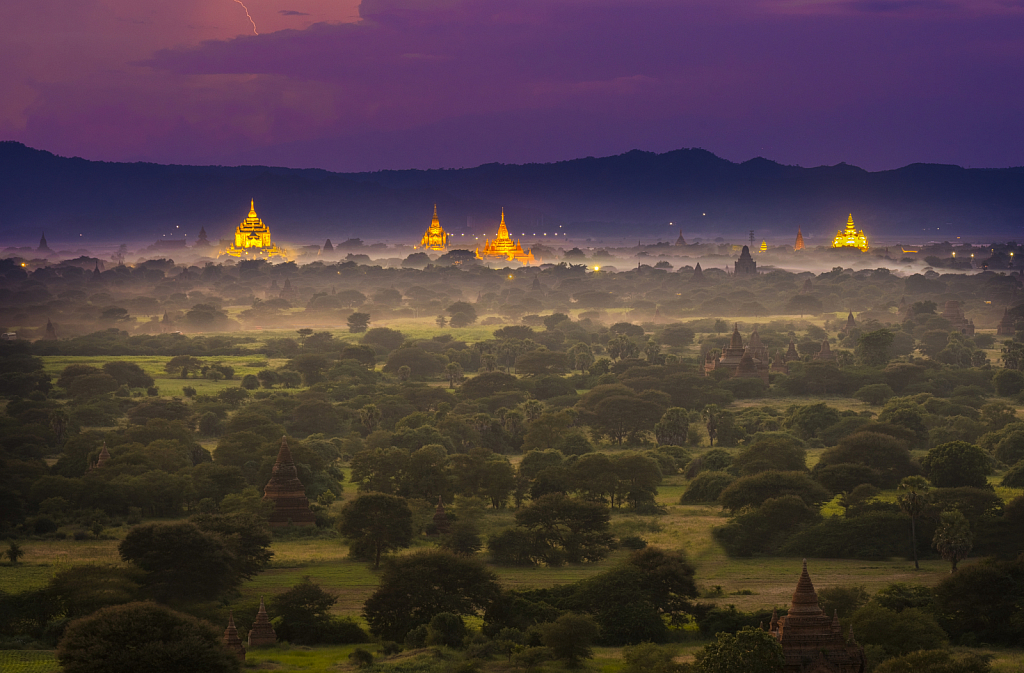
(831, 213, 869, 251)
(420, 204, 449, 250)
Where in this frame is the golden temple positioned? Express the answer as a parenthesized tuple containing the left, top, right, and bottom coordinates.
(420, 204, 449, 251)
(222, 200, 286, 259)
(475, 210, 535, 264)
(832, 213, 869, 251)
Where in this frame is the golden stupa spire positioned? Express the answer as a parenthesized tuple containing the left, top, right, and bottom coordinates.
(249, 199, 257, 218)
(498, 209, 509, 239)
(832, 213, 869, 251)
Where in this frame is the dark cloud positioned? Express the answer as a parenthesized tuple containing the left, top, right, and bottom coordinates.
(278, 10, 310, 16)
(13, 0, 1024, 171)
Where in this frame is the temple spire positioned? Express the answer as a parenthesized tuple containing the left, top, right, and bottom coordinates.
(789, 559, 824, 615)
(223, 611, 245, 660)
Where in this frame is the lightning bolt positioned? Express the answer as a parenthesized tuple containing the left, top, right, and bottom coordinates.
(232, 0, 259, 35)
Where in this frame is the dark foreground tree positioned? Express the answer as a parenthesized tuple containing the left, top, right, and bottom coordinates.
(514, 493, 615, 564)
(363, 550, 501, 641)
(692, 626, 784, 673)
(338, 493, 413, 569)
(542, 613, 599, 668)
(118, 522, 237, 600)
(57, 602, 240, 673)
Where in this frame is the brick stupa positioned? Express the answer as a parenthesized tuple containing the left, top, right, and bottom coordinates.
(263, 437, 315, 527)
(223, 611, 245, 660)
(769, 561, 865, 672)
(91, 443, 111, 470)
(997, 308, 1017, 336)
(432, 496, 450, 535)
(247, 597, 277, 648)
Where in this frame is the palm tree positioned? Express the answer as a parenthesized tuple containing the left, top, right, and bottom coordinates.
(702, 405, 720, 447)
(444, 362, 464, 389)
(896, 476, 930, 570)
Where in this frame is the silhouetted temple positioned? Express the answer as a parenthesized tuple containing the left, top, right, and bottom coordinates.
(841, 312, 856, 334)
(194, 226, 211, 248)
(223, 612, 245, 660)
(90, 443, 111, 470)
(814, 339, 835, 361)
(37, 232, 55, 256)
(769, 562, 865, 673)
(997, 308, 1017, 336)
(704, 324, 769, 384)
(785, 338, 800, 362)
(44, 319, 57, 340)
(941, 300, 975, 336)
(691, 262, 704, 282)
(263, 437, 315, 527)
(675, 230, 686, 246)
(734, 245, 757, 275)
(248, 597, 277, 647)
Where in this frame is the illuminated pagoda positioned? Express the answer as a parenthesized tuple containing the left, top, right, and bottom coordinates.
(420, 204, 449, 251)
(832, 214, 869, 251)
(476, 210, 535, 264)
(759, 240, 768, 252)
(222, 200, 286, 259)
(794, 228, 805, 251)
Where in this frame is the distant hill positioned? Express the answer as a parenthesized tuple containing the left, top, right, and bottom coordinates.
(1, 141, 1022, 246)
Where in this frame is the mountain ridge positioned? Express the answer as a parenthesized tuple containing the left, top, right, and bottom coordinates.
(1, 141, 1021, 246)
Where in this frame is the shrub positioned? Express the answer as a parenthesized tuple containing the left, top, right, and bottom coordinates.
(377, 641, 402, 655)
(1002, 461, 1024, 488)
(680, 471, 735, 503)
(781, 509, 936, 560)
(426, 612, 466, 648)
(993, 369, 1024, 397)
(718, 471, 831, 513)
(874, 649, 993, 673)
(348, 648, 374, 668)
(813, 463, 882, 494)
(57, 602, 241, 673)
(682, 449, 732, 478)
(714, 495, 820, 557)
(872, 583, 934, 613)
(848, 604, 947, 661)
(854, 384, 895, 405)
(817, 585, 869, 619)
(921, 441, 991, 489)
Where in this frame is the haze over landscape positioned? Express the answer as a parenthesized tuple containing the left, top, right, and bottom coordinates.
(2, 2, 1024, 673)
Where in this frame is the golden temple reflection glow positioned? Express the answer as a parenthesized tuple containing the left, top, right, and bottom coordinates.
(831, 213, 869, 251)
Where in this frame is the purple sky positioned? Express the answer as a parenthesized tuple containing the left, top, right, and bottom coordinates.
(2, 0, 1022, 172)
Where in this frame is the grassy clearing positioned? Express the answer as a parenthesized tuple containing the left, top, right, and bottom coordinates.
(0, 651, 60, 673)
(41, 355, 294, 398)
